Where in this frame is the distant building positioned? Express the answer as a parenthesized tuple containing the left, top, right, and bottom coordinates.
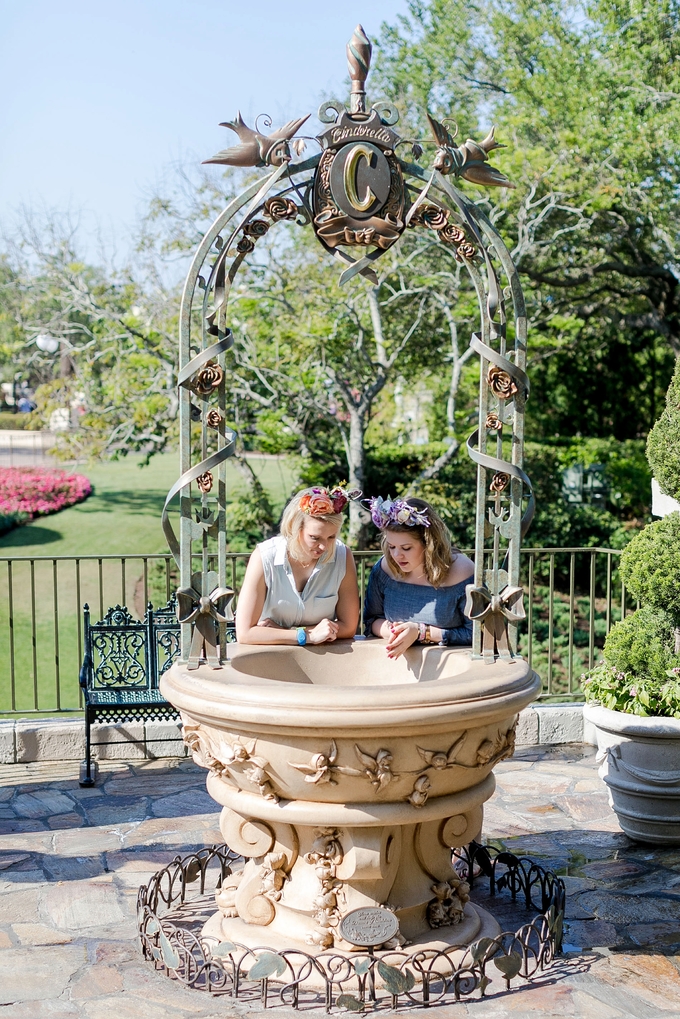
(392, 377, 433, 445)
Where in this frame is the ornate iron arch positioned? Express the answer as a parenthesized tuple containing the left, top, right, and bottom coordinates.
(162, 24, 532, 666)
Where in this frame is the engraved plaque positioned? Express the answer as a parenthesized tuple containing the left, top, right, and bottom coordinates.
(339, 906, 399, 947)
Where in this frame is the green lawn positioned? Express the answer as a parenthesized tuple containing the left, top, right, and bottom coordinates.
(0, 453, 296, 557)
(0, 453, 297, 715)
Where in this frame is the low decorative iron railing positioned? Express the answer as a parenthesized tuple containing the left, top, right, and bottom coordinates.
(0, 547, 627, 715)
(136, 841, 565, 1009)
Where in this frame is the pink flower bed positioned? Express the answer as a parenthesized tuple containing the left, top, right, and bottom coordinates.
(0, 467, 92, 519)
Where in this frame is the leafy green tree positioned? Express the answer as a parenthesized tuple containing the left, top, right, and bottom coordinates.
(222, 225, 481, 544)
(374, 0, 680, 440)
(0, 217, 180, 461)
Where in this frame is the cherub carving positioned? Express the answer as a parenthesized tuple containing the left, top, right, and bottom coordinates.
(416, 733, 466, 770)
(426, 877, 470, 929)
(261, 852, 289, 901)
(222, 736, 256, 764)
(476, 724, 517, 766)
(243, 758, 279, 803)
(336, 745, 396, 791)
(290, 741, 339, 785)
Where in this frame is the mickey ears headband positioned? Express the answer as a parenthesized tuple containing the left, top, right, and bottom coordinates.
(365, 495, 431, 529)
(299, 485, 362, 516)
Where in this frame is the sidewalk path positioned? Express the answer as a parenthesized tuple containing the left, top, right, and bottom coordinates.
(1, 746, 679, 1018)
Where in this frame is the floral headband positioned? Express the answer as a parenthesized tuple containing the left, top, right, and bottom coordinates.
(299, 485, 362, 516)
(366, 495, 430, 529)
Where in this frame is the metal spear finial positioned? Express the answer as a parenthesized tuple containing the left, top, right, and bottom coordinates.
(347, 24, 372, 114)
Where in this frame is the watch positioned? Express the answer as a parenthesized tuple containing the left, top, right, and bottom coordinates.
(296, 627, 307, 646)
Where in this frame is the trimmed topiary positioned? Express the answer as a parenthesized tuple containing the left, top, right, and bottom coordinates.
(602, 605, 679, 683)
(586, 361, 680, 715)
(647, 357, 680, 499)
(619, 512, 680, 630)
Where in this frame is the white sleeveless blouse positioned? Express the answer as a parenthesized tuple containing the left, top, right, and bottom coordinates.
(258, 534, 348, 628)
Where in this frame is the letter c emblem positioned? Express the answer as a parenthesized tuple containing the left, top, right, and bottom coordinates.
(343, 144, 377, 213)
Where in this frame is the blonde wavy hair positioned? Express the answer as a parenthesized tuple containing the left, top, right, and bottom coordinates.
(280, 489, 344, 564)
(381, 497, 455, 587)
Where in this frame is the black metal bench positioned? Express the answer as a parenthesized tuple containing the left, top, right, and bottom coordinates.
(79, 597, 235, 786)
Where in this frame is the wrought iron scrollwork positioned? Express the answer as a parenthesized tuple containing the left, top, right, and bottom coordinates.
(164, 23, 532, 669)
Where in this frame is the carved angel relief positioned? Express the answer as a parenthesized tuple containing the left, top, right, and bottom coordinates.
(304, 828, 345, 949)
(290, 740, 339, 785)
(182, 723, 279, 802)
(408, 724, 517, 807)
(290, 742, 397, 792)
(338, 745, 396, 791)
(426, 876, 471, 929)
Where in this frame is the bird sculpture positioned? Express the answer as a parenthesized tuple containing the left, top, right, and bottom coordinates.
(203, 112, 310, 168)
(426, 114, 515, 189)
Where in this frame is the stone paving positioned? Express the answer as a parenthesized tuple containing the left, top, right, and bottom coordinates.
(1, 745, 680, 1018)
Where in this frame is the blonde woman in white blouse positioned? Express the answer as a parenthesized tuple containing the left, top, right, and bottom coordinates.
(235, 487, 360, 646)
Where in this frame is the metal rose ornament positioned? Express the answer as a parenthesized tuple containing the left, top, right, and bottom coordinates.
(487, 364, 518, 400)
(190, 361, 224, 397)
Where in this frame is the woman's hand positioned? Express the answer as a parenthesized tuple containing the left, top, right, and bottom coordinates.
(307, 619, 339, 644)
(385, 621, 420, 659)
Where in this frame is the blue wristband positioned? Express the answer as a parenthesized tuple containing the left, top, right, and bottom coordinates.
(296, 627, 307, 646)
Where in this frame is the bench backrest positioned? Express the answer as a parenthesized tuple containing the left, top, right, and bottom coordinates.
(80, 599, 182, 693)
(80, 597, 236, 693)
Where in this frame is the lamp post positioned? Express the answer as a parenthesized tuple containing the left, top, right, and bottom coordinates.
(35, 333, 60, 354)
(35, 332, 73, 378)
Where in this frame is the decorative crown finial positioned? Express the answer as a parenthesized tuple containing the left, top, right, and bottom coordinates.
(347, 24, 372, 114)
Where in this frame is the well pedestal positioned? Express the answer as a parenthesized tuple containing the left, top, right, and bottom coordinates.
(161, 640, 540, 953)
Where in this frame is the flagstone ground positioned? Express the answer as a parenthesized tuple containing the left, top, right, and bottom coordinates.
(1, 745, 680, 1018)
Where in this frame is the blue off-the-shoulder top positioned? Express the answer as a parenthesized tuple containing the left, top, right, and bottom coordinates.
(363, 557, 473, 646)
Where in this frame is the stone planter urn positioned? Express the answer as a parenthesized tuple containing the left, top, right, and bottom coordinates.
(584, 703, 680, 844)
(162, 639, 540, 954)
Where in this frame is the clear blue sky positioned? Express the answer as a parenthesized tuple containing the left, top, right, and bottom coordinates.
(0, 0, 409, 254)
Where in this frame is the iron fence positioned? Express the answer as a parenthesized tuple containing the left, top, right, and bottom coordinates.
(0, 547, 626, 716)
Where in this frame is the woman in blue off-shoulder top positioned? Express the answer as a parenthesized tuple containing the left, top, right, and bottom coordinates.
(363, 496, 473, 659)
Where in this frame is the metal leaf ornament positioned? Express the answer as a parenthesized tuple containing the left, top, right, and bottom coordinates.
(249, 952, 287, 980)
(176, 572, 235, 669)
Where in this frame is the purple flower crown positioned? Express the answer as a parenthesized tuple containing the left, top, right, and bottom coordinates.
(366, 495, 430, 530)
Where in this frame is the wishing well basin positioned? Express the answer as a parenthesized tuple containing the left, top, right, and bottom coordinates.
(161, 640, 540, 953)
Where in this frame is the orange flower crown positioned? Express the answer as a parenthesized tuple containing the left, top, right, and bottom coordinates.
(299, 485, 361, 516)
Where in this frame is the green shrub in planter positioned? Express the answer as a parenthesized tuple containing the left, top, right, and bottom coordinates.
(583, 661, 680, 718)
(619, 513, 680, 641)
(601, 605, 679, 683)
(585, 357, 680, 717)
(584, 606, 680, 716)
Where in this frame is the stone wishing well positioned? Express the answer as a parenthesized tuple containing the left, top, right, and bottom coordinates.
(146, 22, 558, 1007)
